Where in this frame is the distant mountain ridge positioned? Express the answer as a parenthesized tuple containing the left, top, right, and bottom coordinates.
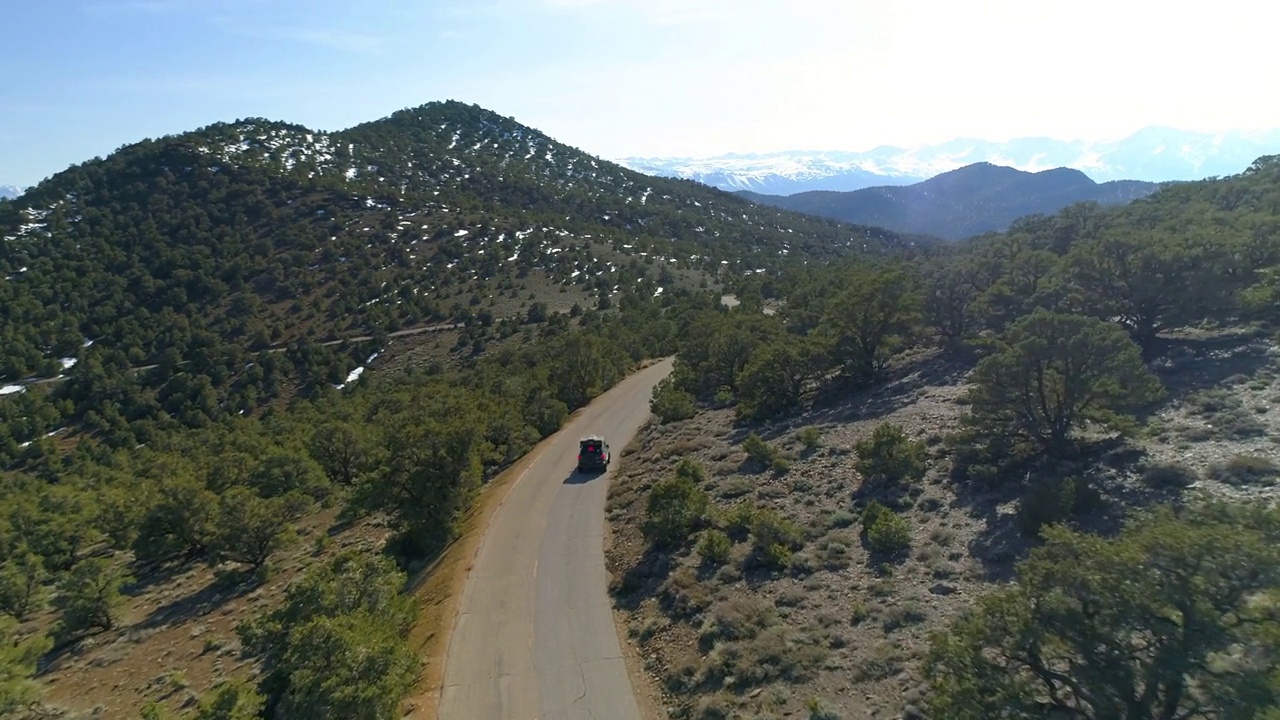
(621, 126, 1280, 195)
(0, 185, 20, 200)
(737, 162, 1163, 240)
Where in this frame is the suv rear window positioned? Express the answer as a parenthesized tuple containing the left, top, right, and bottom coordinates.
(581, 441, 603, 455)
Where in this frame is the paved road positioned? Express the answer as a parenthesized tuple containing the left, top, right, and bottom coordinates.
(439, 357, 675, 720)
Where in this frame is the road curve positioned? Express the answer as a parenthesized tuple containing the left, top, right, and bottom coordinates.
(439, 357, 675, 720)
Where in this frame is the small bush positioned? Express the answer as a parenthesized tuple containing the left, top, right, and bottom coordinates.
(700, 596, 778, 646)
(721, 500, 758, 539)
(676, 457, 708, 484)
(1141, 462, 1198, 489)
(643, 475, 709, 548)
(881, 600, 928, 632)
(1217, 407, 1268, 439)
(862, 501, 911, 557)
(806, 697, 843, 720)
(851, 642, 903, 682)
(697, 529, 733, 566)
(797, 427, 823, 451)
(751, 508, 805, 569)
(652, 377, 698, 424)
(1186, 390, 1268, 439)
(1206, 454, 1280, 486)
(1018, 476, 1102, 536)
(661, 567, 713, 617)
(702, 626, 827, 688)
(854, 423, 927, 485)
(743, 433, 784, 470)
(815, 533, 854, 570)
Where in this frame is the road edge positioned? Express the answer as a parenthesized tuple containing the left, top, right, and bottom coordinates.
(604, 429, 673, 720)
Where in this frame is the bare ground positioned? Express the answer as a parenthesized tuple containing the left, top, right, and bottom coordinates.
(604, 328, 1280, 720)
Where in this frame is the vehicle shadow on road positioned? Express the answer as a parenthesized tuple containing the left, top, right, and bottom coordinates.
(563, 470, 605, 485)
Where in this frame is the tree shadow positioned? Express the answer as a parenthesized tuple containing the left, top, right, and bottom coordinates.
(945, 436, 1190, 582)
(1146, 329, 1276, 404)
(609, 542, 674, 613)
(136, 567, 262, 631)
(807, 351, 974, 428)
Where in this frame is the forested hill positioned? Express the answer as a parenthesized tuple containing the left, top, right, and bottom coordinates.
(0, 101, 932, 385)
(737, 162, 1162, 240)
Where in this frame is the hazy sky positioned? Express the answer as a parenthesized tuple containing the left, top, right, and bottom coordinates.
(2, 0, 1278, 187)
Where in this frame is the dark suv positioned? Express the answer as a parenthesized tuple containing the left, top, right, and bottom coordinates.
(577, 436, 611, 473)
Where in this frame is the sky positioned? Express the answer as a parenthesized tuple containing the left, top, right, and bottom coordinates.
(2, 0, 1279, 188)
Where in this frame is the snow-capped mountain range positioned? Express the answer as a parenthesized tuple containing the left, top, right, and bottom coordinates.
(0, 185, 21, 200)
(620, 126, 1280, 196)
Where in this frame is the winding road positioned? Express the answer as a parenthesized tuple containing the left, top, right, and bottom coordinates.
(438, 357, 674, 720)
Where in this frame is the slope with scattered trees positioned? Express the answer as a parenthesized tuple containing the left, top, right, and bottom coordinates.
(608, 154, 1280, 719)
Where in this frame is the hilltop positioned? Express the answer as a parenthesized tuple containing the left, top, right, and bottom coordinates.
(737, 162, 1161, 240)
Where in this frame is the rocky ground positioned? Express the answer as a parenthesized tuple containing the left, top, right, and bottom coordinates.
(604, 326, 1280, 720)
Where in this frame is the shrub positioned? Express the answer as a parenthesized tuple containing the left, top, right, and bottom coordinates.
(703, 626, 828, 688)
(862, 501, 911, 557)
(1141, 462, 1198, 489)
(807, 697, 843, 720)
(676, 457, 708, 484)
(797, 426, 823, 451)
(721, 500, 758, 540)
(651, 376, 697, 424)
(854, 423, 927, 485)
(743, 433, 784, 470)
(699, 596, 778, 645)
(751, 508, 805, 569)
(697, 530, 733, 566)
(1018, 476, 1102, 536)
(643, 475, 709, 549)
(1206, 455, 1280, 486)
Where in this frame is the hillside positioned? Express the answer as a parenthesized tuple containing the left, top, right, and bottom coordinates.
(737, 162, 1161, 240)
(607, 154, 1280, 719)
(0, 101, 938, 446)
(621, 125, 1280, 194)
(0, 101, 940, 720)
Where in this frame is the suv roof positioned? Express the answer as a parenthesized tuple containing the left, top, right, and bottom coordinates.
(580, 435, 605, 444)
